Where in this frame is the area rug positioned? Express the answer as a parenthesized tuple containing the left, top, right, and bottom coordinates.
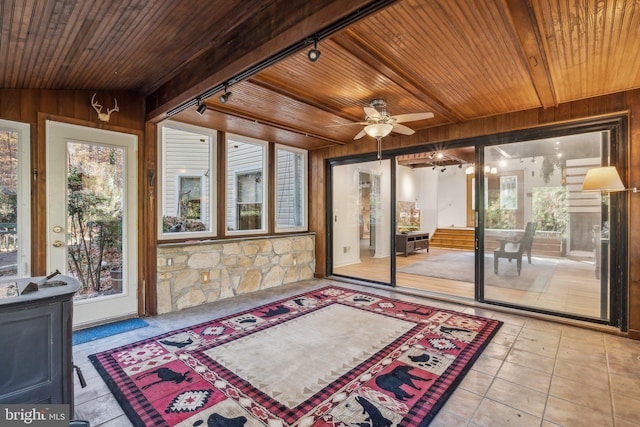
(398, 252, 556, 292)
(73, 318, 149, 345)
(89, 286, 501, 426)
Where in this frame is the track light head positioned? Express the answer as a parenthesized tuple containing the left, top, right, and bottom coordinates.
(196, 101, 207, 116)
(308, 38, 320, 62)
(219, 91, 232, 103)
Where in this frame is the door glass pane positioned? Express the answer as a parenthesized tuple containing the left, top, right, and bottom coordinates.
(67, 142, 125, 299)
(483, 131, 608, 320)
(331, 159, 391, 284)
(394, 150, 475, 299)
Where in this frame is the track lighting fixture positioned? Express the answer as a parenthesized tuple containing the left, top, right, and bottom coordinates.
(308, 38, 321, 62)
(219, 84, 232, 103)
(196, 99, 207, 116)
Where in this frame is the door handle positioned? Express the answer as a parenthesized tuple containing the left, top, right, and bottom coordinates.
(52, 240, 64, 248)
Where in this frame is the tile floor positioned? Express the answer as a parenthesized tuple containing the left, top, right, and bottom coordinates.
(72, 279, 640, 426)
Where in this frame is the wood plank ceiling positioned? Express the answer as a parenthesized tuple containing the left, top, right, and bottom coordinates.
(2, 0, 640, 151)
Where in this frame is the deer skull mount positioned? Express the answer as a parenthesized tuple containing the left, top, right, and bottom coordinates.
(91, 93, 119, 122)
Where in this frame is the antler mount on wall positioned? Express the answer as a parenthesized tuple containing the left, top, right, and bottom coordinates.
(91, 93, 119, 122)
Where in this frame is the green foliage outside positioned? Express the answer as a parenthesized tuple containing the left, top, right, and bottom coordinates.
(67, 147, 123, 295)
(532, 187, 567, 233)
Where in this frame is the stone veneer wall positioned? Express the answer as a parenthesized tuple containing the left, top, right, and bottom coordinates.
(156, 233, 315, 314)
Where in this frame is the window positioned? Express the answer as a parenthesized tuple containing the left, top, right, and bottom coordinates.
(275, 145, 307, 232)
(158, 121, 216, 239)
(177, 175, 204, 221)
(500, 176, 517, 209)
(226, 135, 267, 234)
(0, 119, 30, 278)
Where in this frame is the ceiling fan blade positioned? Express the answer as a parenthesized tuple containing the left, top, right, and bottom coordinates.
(354, 128, 367, 140)
(391, 112, 434, 123)
(364, 107, 381, 119)
(391, 123, 415, 135)
(325, 121, 368, 127)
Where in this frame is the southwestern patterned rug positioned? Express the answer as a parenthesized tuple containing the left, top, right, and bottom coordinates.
(89, 286, 502, 426)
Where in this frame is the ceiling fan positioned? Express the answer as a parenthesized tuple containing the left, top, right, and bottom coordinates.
(331, 99, 434, 140)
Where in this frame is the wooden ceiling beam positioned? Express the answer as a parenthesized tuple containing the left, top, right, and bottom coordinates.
(503, 0, 557, 109)
(203, 104, 347, 146)
(248, 76, 360, 124)
(145, 0, 394, 122)
(332, 31, 467, 124)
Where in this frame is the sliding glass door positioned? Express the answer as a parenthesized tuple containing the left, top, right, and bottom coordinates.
(330, 159, 391, 284)
(481, 131, 609, 321)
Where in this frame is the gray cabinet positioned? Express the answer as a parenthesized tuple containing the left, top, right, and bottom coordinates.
(0, 276, 79, 410)
(396, 232, 430, 256)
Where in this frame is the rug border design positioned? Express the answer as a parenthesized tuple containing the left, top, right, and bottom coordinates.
(89, 286, 502, 427)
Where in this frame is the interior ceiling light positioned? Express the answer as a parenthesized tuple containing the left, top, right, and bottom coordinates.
(196, 99, 207, 116)
(308, 38, 321, 62)
(364, 123, 393, 138)
(219, 83, 232, 103)
(364, 123, 393, 161)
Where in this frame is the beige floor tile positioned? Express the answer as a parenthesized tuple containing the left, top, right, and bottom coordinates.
(612, 393, 640, 424)
(544, 396, 615, 426)
(491, 330, 518, 347)
(430, 409, 470, 427)
(441, 388, 483, 420)
(556, 345, 607, 365)
(485, 377, 547, 418)
(459, 369, 495, 396)
(615, 416, 640, 427)
(497, 361, 551, 393)
(481, 342, 511, 360)
(505, 348, 555, 374)
(549, 376, 613, 413)
(610, 373, 640, 400)
(513, 332, 560, 358)
(553, 358, 610, 390)
(470, 354, 504, 376)
(471, 398, 541, 427)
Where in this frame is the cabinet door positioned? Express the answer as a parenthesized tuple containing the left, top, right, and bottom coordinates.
(0, 302, 63, 404)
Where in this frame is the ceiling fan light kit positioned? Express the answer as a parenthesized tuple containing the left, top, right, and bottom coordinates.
(365, 123, 393, 138)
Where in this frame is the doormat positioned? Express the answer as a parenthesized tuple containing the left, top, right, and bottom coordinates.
(73, 318, 149, 345)
(398, 252, 556, 292)
(89, 286, 501, 426)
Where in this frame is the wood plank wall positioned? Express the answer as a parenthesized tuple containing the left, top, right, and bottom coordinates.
(310, 90, 640, 339)
(0, 89, 152, 315)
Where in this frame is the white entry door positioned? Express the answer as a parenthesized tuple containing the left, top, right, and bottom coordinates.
(46, 121, 138, 328)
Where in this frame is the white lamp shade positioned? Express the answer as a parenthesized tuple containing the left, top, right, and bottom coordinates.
(582, 166, 626, 192)
(364, 123, 393, 138)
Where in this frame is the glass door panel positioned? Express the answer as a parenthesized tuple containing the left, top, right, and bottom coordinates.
(482, 131, 608, 320)
(331, 159, 391, 284)
(395, 151, 474, 299)
(47, 121, 138, 327)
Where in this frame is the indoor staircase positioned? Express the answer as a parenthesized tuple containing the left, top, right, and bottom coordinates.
(429, 228, 475, 251)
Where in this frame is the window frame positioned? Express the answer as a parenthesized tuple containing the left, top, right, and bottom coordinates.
(0, 119, 30, 278)
(274, 144, 308, 233)
(157, 121, 216, 240)
(225, 134, 268, 236)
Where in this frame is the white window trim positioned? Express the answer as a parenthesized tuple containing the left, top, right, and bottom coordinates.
(225, 134, 268, 236)
(0, 119, 30, 278)
(274, 144, 308, 233)
(158, 120, 216, 240)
